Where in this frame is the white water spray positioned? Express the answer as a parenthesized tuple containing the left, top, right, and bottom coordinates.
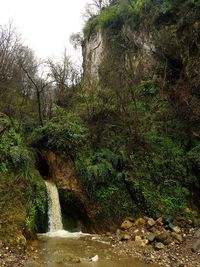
(45, 180, 63, 232)
(44, 180, 89, 238)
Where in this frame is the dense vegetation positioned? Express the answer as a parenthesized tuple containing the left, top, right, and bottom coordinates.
(0, 0, 200, 245)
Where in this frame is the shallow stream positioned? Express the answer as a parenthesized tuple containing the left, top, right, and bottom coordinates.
(26, 231, 156, 267)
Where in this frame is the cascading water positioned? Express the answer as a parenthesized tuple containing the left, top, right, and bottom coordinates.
(44, 180, 86, 238)
(45, 180, 63, 232)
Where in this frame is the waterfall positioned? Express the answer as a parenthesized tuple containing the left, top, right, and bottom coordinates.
(45, 180, 63, 232)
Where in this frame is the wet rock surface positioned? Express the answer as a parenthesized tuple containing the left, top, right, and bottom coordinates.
(109, 216, 200, 267)
(1, 215, 200, 266)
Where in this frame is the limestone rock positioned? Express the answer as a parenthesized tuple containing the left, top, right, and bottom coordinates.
(147, 218, 156, 227)
(155, 242, 165, 250)
(164, 215, 173, 225)
(194, 229, 200, 238)
(91, 255, 99, 262)
(173, 226, 181, 234)
(168, 223, 181, 233)
(171, 232, 183, 243)
(192, 239, 200, 252)
(135, 235, 142, 242)
(121, 234, 131, 241)
(156, 217, 164, 226)
(116, 229, 122, 237)
(135, 218, 145, 227)
(147, 233, 156, 242)
(121, 219, 133, 230)
(156, 232, 170, 243)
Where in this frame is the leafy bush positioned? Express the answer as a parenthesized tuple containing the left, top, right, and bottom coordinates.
(96, 184, 135, 221)
(129, 134, 189, 215)
(0, 128, 33, 177)
(31, 106, 87, 158)
(83, 0, 147, 39)
(76, 149, 119, 197)
(187, 144, 200, 170)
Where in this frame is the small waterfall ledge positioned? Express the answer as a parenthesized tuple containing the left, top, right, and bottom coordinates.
(44, 180, 89, 238)
(45, 180, 63, 232)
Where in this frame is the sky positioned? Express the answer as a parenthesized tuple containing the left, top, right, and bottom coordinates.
(0, 0, 90, 62)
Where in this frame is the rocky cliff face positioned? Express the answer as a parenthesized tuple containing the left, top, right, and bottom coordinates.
(82, 3, 200, 136)
(83, 30, 104, 81)
(41, 151, 97, 231)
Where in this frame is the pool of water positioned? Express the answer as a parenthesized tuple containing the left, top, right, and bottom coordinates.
(25, 231, 156, 267)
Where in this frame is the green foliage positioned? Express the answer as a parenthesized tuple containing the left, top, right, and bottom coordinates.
(25, 175, 47, 231)
(96, 184, 135, 221)
(129, 133, 189, 215)
(0, 128, 33, 177)
(187, 144, 200, 170)
(76, 149, 119, 197)
(31, 106, 87, 157)
(83, 0, 147, 39)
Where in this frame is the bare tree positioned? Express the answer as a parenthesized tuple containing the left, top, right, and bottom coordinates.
(47, 49, 80, 107)
(83, 0, 114, 19)
(70, 32, 83, 50)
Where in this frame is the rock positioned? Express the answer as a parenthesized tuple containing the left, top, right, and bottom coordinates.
(121, 234, 131, 241)
(173, 226, 181, 234)
(194, 229, 200, 238)
(192, 217, 199, 227)
(171, 232, 183, 242)
(147, 218, 156, 227)
(156, 232, 170, 243)
(125, 216, 135, 222)
(135, 236, 148, 247)
(192, 239, 200, 252)
(147, 233, 156, 242)
(135, 218, 146, 227)
(91, 255, 99, 262)
(164, 215, 173, 224)
(156, 217, 164, 225)
(168, 223, 181, 233)
(154, 242, 165, 250)
(163, 237, 172, 245)
(121, 219, 133, 230)
(116, 229, 122, 236)
(135, 235, 142, 242)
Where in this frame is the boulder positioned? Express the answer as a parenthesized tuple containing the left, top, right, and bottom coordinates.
(147, 218, 156, 227)
(194, 229, 200, 238)
(147, 233, 156, 242)
(173, 226, 181, 234)
(135, 218, 146, 227)
(135, 235, 142, 242)
(171, 232, 183, 243)
(135, 236, 148, 247)
(168, 223, 181, 233)
(154, 242, 165, 250)
(156, 232, 170, 243)
(156, 217, 164, 226)
(121, 219, 133, 230)
(192, 239, 200, 252)
(121, 234, 131, 241)
(91, 255, 98, 262)
(116, 229, 122, 236)
(164, 215, 173, 225)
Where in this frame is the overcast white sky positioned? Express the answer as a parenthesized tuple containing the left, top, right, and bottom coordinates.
(0, 0, 90, 62)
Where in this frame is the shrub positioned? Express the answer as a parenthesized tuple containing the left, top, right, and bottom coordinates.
(31, 106, 87, 158)
(0, 128, 33, 177)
